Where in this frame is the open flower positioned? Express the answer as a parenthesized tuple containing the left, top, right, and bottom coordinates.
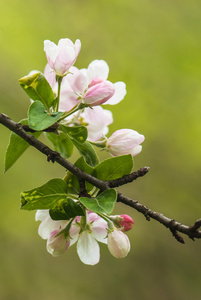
(44, 38, 81, 76)
(35, 210, 108, 265)
(106, 129, 145, 157)
(59, 60, 126, 107)
(107, 229, 130, 258)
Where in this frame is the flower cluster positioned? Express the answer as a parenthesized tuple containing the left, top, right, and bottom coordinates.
(36, 209, 134, 265)
(21, 37, 145, 266)
(44, 38, 145, 151)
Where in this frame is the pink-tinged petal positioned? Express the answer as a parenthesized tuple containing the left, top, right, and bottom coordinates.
(46, 230, 70, 256)
(66, 67, 88, 94)
(104, 81, 126, 105)
(83, 81, 115, 106)
(44, 64, 57, 89)
(38, 217, 68, 240)
(88, 78, 104, 87)
(77, 231, 100, 265)
(87, 212, 100, 223)
(44, 40, 59, 67)
(107, 230, 130, 258)
(91, 219, 108, 244)
(59, 89, 79, 111)
(81, 106, 113, 142)
(35, 210, 49, 222)
(87, 60, 109, 83)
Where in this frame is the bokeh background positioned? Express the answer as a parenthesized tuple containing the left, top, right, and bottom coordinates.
(1, 0, 201, 299)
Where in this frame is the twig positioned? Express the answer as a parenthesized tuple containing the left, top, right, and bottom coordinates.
(107, 167, 149, 188)
(1, 112, 201, 243)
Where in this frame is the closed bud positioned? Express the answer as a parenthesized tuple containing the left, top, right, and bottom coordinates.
(83, 80, 115, 106)
(106, 129, 145, 157)
(119, 214, 134, 232)
(107, 229, 130, 258)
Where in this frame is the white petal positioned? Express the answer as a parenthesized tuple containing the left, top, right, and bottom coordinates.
(38, 217, 67, 240)
(77, 231, 100, 265)
(35, 210, 49, 221)
(104, 81, 126, 105)
(87, 60, 109, 83)
(69, 223, 80, 246)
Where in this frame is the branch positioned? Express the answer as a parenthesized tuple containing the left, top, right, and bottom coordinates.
(1, 112, 201, 243)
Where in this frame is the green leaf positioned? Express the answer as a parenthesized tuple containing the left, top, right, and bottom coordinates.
(4, 119, 41, 172)
(49, 198, 84, 220)
(66, 156, 94, 194)
(93, 154, 133, 181)
(60, 124, 87, 143)
(79, 189, 117, 214)
(72, 140, 99, 167)
(20, 178, 68, 210)
(19, 72, 55, 109)
(45, 132, 74, 158)
(28, 101, 63, 130)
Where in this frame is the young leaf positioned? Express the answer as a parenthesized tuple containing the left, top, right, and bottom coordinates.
(19, 72, 55, 109)
(66, 156, 94, 194)
(45, 132, 74, 158)
(79, 189, 117, 215)
(49, 198, 84, 220)
(72, 140, 99, 167)
(20, 178, 68, 210)
(4, 119, 41, 172)
(93, 154, 133, 181)
(60, 124, 87, 143)
(28, 101, 63, 130)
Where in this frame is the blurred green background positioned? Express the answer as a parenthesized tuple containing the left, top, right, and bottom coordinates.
(1, 0, 201, 299)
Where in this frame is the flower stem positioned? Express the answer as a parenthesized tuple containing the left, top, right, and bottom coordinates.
(58, 102, 88, 122)
(55, 76, 63, 112)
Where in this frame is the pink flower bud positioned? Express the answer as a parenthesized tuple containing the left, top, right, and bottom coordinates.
(44, 38, 81, 76)
(83, 80, 115, 106)
(107, 229, 130, 258)
(106, 129, 145, 157)
(119, 214, 134, 232)
(46, 230, 70, 257)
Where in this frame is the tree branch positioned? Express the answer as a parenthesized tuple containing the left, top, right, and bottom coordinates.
(1, 112, 201, 243)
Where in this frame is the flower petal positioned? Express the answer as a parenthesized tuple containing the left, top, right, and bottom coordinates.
(91, 219, 108, 244)
(87, 60, 109, 83)
(104, 81, 126, 105)
(35, 210, 49, 222)
(77, 231, 100, 265)
(38, 217, 68, 240)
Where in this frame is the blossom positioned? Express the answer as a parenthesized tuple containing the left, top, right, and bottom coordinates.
(59, 60, 126, 107)
(44, 38, 81, 76)
(106, 129, 145, 157)
(35, 210, 108, 265)
(107, 229, 130, 258)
